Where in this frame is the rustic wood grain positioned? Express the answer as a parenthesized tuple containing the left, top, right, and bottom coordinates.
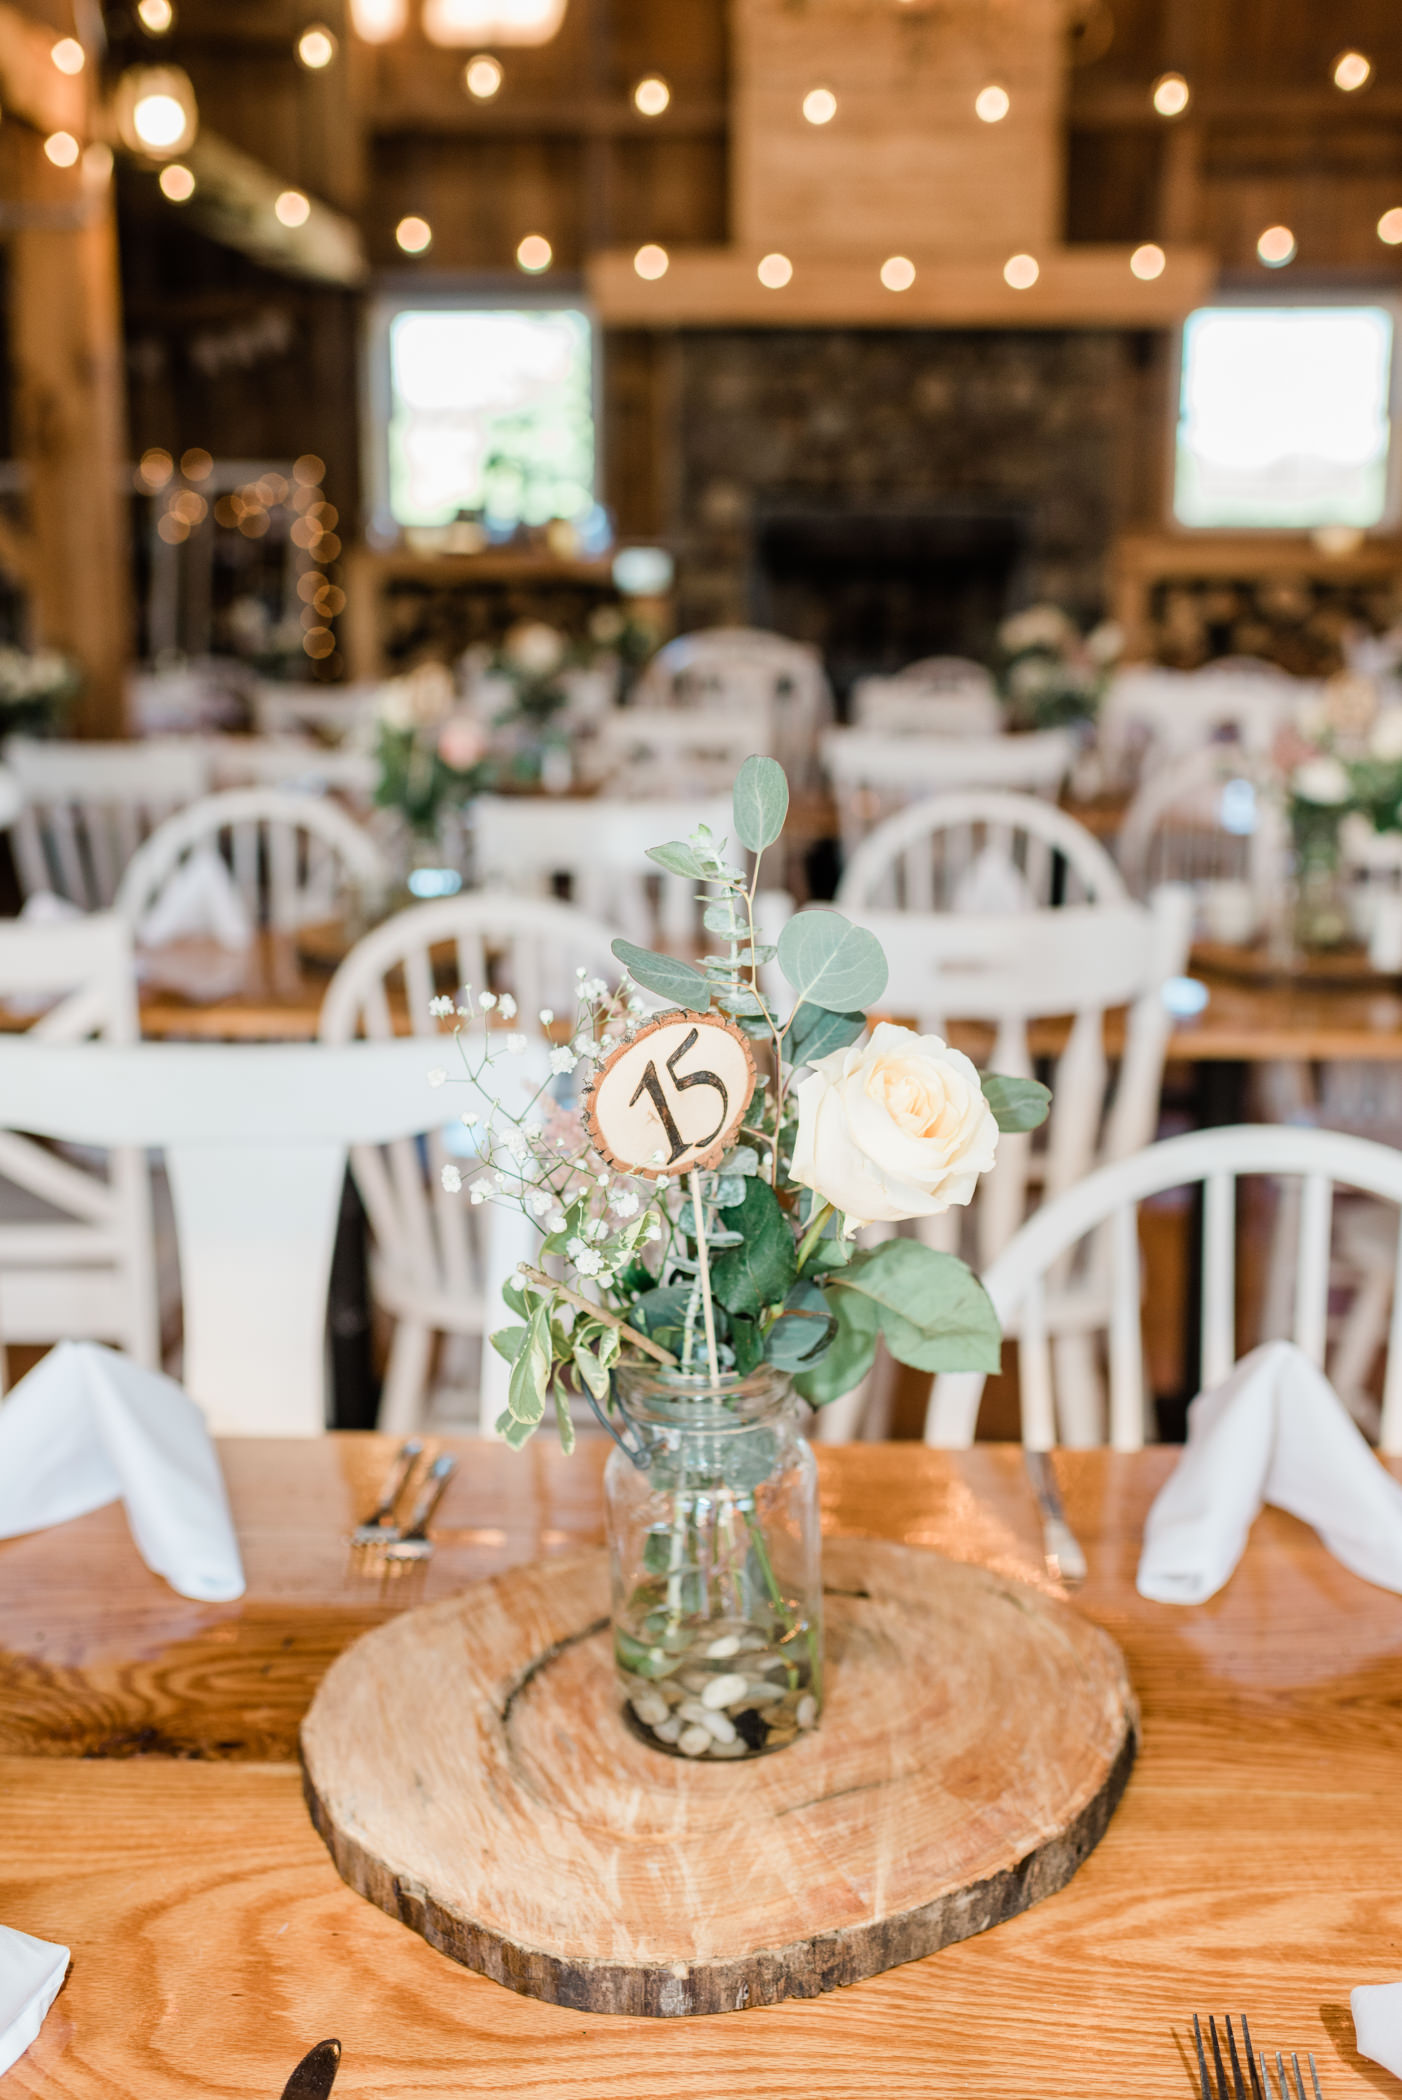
(299, 1539, 1136, 2016)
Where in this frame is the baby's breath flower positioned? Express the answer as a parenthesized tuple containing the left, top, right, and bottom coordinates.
(504, 1032, 528, 1053)
(428, 995, 456, 1018)
(440, 1164, 463, 1192)
(644, 1215, 663, 1240)
(546, 1208, 567, 1231)
(566, 1235, 588, 1260)
(572, 1036, 599, 1063)
(549, 1046, 577, 1075)
(427, 1068, 448, 1088)
(575, 966, 588, 979)
(539, 1008, 554, 1025)
(596, 1171, 610, 1185)
(497, 993, 517, 1019)
(574, 1248, 605, 1278)
(582, 976, 609, 1001)
(460, 1110, 480, 1128)
(469, 1175, 495, 1204)
(582, 1216, 608, 1242)
(525, 1189, 552, 1217)
(608, 1188, 640, 1218)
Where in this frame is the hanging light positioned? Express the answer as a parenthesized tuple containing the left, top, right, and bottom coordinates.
(516, 232, 553, 271)
(275, 189, 312, 228)
(974, 84, 1009, 122)
(1151, 72, 1190, 116)
(396, 215, 433, 252)
(423, 0, 568, 49)
(633, 243, 669, 280)
(464, 53, 503, 96)
(51, 37, 85, 75)
(116, 65, 200, 157)
(1003, 252, 1039, 289)
(1130, 243, 1166, 280)
(1256, 224, 1296, 267)
(136, 0, 174, 32)
(802, 86, 837, 124)
(297, 24, 338, 68)
(159, 162, 196, 202)
(1333, 50, 1372, 92)
(349, 0, 408, 37)
(757, 252, 792, 288)
(880, 255, 915, 290)
(633, 75, 669, 115)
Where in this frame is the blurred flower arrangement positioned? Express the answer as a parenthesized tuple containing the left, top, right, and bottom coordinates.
(373, 662, 491, 840)
(0, 647, 79, 734)
(996, 605, 1122, 732)
(1277, 673, 1402, 950)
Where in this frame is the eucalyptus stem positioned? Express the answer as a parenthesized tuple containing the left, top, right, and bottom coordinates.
(516, 1265, 678, 1366)
(795, 1198, 835, 1273)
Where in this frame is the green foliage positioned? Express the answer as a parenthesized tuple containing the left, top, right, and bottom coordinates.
(645, 841, 711, 879)
(831, 1240, 1001, 1374)
(796, 1288, 880, 1406)
(711, 1176, 797, 1319)
(732, 754, 790, 853)
(788, 1004, 866, 1066)
(777, 909, 888, 1013)
(763, 1279, 836, 1369)
(981, 1072, 1052, 1134)
(611, 939, 713, 1007)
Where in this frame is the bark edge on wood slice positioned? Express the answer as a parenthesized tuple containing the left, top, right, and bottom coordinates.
(300, 1538, 1137, 2017)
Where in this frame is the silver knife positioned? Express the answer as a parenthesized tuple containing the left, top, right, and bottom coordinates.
(1024, 1448, 1087, 1587)
(280, 2039, 341, 2100)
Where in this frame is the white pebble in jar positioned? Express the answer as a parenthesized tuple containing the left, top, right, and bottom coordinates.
(701, 1672, 748, 1710)
(677, 1724, 712, 1757)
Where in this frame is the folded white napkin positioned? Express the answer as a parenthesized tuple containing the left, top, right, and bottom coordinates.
(1353, 1981, 1402, 2079)
(0, 1924, 68, 2078)
(138, 848, 252, 952)
(0, 1342, 244, 1602)
(1137, 1340, 1402, 1604)
(951, 846, 1036, 916)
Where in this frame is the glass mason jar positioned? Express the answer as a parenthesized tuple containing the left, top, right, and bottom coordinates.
(604, 1364, 823, 1762)
(1291, 803, 1349, 954)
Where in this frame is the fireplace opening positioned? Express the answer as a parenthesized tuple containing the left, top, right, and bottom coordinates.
(750, 507, 1032, 708)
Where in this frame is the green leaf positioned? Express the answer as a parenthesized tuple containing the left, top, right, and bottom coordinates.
(711, 1176, 797, 1319)
(788, 1004, 867, 1066)
(732, 754, 790, 853)
(553, 1382, 576, 1455)
(777, 909, 888, 1013)
(796, 1287, 880, 1406)
(501, 1279, 529, 1320)
(764, 1279, 836, 1369)
(490, 1324, 529, 1364)
(496, 1408, 536, 1451)
(833, 1240, 1001, 1374)
(506, 1303, 551, 1433)
(611, 939, 713, 1009)
(703, 900, 746, 936)
(572, 1338, 611, 1401)
(727, 1312, 765, 1376)
(646, 841, 710, 879)
(642, 1528, 673, 1574)
(714, 986, 766, 1018)
(981, 1072, 1052, 1134)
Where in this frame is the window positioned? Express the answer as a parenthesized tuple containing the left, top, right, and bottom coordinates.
(1173, 305, 1395, 530)
(378, 305, 595, 532)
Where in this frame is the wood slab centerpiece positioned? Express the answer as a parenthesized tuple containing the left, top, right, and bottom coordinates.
(301, 1538, 1136, 2017)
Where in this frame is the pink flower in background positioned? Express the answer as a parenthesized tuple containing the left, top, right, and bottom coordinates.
(437, 713, 488, 771)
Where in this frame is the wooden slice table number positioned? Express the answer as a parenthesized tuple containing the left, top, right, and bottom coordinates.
(581, 1009, 756, 1178)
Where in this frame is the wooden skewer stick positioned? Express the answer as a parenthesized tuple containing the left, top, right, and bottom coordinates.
(689, 1168, 721, 1383)
(516, 1265, 679, 1367)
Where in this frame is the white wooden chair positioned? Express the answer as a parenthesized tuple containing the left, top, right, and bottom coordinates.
(850, 682, 1004, 737)
(251, 682, 382, 740)
(837, 789, 1126, 914)
(631, 627, 833, 783)
(814, 885, 1193, 1445)
(319, 895, 625, 1434)
(1099, 667, 1305, 791)
(4, 737, 212, 907)
(0, 1036, 455, 1435)
(587, 706, 771, 796)
(1117, 745, 1288, 943)
(0, 916, 159, 1388)
(822, 727, 1075, 863)
(114, 787, 390, 935)
(926, 1123, 1402, 1455)
(473, 793, 733, 955)
(209, 736, 378, 802)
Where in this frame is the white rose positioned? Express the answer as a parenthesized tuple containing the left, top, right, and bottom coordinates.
(1371, 708, 1402, 761)
(790, 1021, 1000, 1233)
(505, 621, 565, 676)
(1292, 756, 1351, 807)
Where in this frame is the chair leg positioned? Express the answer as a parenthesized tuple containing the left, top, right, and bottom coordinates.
(378, 1319, 435, 1434)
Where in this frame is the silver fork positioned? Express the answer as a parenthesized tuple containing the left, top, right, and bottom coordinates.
(1192, 2014, 1323, 2100)
(349, 1438, 424, 1548)
(383, 1454, 458, 1562)
(1024, 1448, 1087, 1587)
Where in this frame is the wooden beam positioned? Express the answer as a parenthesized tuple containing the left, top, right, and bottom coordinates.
(588, 243, 1217, 329)
(0, 2, 85, 137)
(173, 130, 368, 287)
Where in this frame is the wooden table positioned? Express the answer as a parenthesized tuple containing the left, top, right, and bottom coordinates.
(3, 1438, 1400, 2096)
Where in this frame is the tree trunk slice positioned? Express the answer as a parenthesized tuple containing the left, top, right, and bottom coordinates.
(300, 1538, 1137, 2018)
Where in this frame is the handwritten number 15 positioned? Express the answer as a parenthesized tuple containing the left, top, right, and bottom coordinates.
(628, 1028, 730, 1164)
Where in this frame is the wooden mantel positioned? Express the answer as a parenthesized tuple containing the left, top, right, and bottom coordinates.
(588, 243, 1216, 328)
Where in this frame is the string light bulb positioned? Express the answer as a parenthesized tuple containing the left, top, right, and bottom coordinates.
(802, 86, 837, 124)
(1151, 72, 1190, 116)
(1130, 242, 1166, 280)
(136, 0, 174, 32)
(633, 76, 669, 116)
(51, 37, 85, 74)
(117, 65, 200, 156)
(395, 214, 432, 253)
(1378, 208, 1402, 246)
(1256, 224, 1296, 267)
(349, 0, 407, 36)
(757, 252, 792, 288)
(297, 24, 338, 68)
(1333, 50, 1372, 92)
(880, 255, 915, 291)
(423, 0, 565, 47)
(159, 162, 195, 201)
(43, 131, 80, 167)
(633, 243, 669, 280)
(975, 84, 1009, 122)
(464, 53, 503, 96)
(1003, 252, 1039, 289)
(516, 232, 552, 272)
(275, 188, 311, 228)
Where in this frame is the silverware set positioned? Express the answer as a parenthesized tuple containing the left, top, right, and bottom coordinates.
(349, 1439, 457, 1568)
(1024, 1447, 1087, 1587)
(1194, 2013, 1324, 2099)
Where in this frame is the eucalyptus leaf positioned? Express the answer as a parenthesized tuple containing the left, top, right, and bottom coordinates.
(732, 753, 790, 853)
(611, 939, 713, 1008)
(712, 1176, 796, 1319)
(764, 1279, 836, 1368)
(646, 841, 710, 879)
(490, 1323, 529, 1364)
(777, 909, 888, 1013)
(795, 1286, 880, 1406)
(712, 1174, 747, 1206)
(788, 1003, 867, 1066)
(703, 900, 746, 935)
(727, 1312, 765, 1377)
(833, 1240, 1001, 1374)
(714, 986, 766, 1017)
(981, 1072, 1052, 1134)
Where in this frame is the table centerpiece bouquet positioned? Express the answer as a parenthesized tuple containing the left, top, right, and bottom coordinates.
(997, 604, 1122, 734)
(373, 661, 492, 881)
(432, 755, 1048, 1762)
(0, 645, 80, 736)
(1279, 674, 1402, 952)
